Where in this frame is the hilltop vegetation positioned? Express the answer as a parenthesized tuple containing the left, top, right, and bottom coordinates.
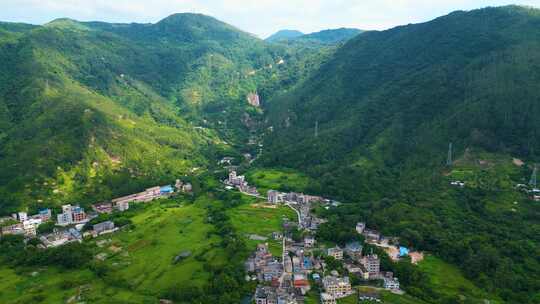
(0, 14, 330, 213)
(262, 6, 540, 303)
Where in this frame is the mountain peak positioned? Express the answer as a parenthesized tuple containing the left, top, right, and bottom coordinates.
(266, 29, 304, 42)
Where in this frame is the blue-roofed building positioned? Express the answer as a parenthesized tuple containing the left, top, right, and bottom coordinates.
(303, 257, 312, 270)
(160, 185, 174, 194)
(399, 246, 409, 257)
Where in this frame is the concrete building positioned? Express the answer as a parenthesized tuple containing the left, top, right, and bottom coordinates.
(267, 190, 282, 204)
(320, 293, 337, 304)
(363, 254, 380, 278)
(93, 221, 115, 235)
(18, 212, 28, 222)
(345, 241, 363, 259)
(327, 247, 344, 260)
(182, 183, 193, 193)
(255, 286, 277, 304)
(38, 209, 52, 221)
(304, 236, 316, 247)
(228, 171, 246, 186)
(115, 200, 130, 212)
(384, 276, 400, 290)
(322, 275, 352, 298)
(57, 205, 87, 226)
(355, 222, 365, 234)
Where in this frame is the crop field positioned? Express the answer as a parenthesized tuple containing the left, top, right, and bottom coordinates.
(228, 200, 296, 256)
(246, 168, 314, 195)
(0, 199, 224, 303)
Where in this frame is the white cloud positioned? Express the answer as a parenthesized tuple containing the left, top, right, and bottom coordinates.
(1, 0, 539, 38)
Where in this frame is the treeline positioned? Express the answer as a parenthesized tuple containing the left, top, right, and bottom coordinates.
(0, 235, 92, 269)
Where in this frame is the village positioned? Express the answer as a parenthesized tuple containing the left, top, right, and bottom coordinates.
(0, 164, 425, 304)
(223, 170, 424, 304)
(0, 179, 193, 248)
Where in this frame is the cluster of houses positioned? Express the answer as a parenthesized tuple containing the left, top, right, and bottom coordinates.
(224, 171, 259, 196)
(1, 179, 193, 248)
(1, 209, 52, 237)
(267, 190, 330, 231)
(246, 184, 418, 303)
(356, 222, 424, 265)
(515, 183, 540, 201)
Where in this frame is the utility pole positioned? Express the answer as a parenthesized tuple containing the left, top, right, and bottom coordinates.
(530, 165, 537, 188)
(446, 143, 453, 167)
(314, 121, 319, 138)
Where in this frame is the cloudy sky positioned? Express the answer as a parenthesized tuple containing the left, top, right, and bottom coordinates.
(1, 0, 539, 38)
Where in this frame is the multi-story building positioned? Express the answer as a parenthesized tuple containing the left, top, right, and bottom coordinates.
(304, 236, 316, 247)
(57, 211, 73, 226)
(384, 276, 400, 290)
(322, 276, 352, 298)
(327, 247, 344, 260)
(71, 206, 87, 223)
(345, 241, 363, 259)
(38, 209, 52, 221)
(268, 190, 283, 204)
(228, 171, 246, 186)
(115, 200, 130, 212)
(93, 221, 115, 235)
(18, 212, 28, 222)
(1, 223, 24, 236)
(262, 261, 283, 282)
(320, 293, 337, 304)
(57, 204, 87, 226)
(363, 254, 380, 278)
(255, 286, 278, 304)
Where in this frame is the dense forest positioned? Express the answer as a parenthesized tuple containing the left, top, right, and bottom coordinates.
(1, 5, 539, 303)
(0, 14, 336, 213)
(261, 6, 540, 303)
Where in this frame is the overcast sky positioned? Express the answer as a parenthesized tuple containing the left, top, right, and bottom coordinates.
(1, 0, 539, 38)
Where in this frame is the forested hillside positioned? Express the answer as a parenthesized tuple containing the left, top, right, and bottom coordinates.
(0, 14, 329, 213)
(261, 6, 540, 303)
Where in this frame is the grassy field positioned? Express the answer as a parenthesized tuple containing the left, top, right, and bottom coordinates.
(0, 198, 226, 303)
(418, 255, 502, 303)
(246, 168, 314, 195)
(100, 201, 223, 293)
(228, 199, 296, 256)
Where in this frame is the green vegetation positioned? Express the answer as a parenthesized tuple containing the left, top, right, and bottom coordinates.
(418, 255, 501, 303)
(0, 13, 329, 214)
(262, 6, 540, 303)
(0, 192, 253, 303)
(228, 198, 296, 255)
(246, 168, 316, 194)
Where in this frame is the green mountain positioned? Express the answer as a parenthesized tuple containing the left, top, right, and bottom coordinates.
(262, 6, 540, 303)
(297, 27, 362, 44)
(0, 14, 325, 213)
(265, 29, 304, 42)
(267, 28, 362, 45)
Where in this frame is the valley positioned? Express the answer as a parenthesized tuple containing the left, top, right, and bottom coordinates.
(0, 4, 539, 304)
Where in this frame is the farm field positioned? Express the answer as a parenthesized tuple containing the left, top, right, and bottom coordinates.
(228, 199, 296, 256)
(246, 168, 315, 195)
(0, 199, 224, 303)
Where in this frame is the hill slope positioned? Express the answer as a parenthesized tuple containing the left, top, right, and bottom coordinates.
(265, 29, 304, 42)
(297, 28, 362, 44)
(262, 6, 540, 303)
(0, 14, 321, 213)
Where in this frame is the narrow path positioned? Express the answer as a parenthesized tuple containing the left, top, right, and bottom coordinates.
(285, 202, 301, 227)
